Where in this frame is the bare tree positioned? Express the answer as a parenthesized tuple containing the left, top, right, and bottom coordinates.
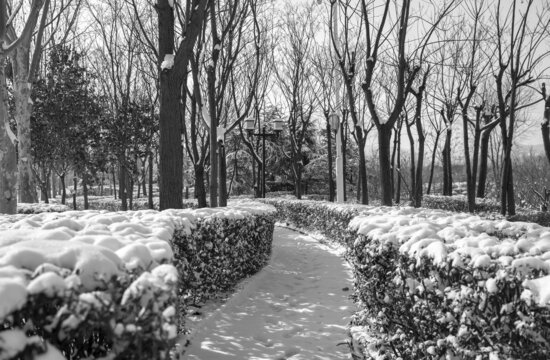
(157, 0, 208, 210)
(274, 2, 318, 199)
(350, 0, 456, 206)
(494, 0, 550, 215)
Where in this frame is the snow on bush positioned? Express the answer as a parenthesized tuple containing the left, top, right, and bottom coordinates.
(265, 198, 550, 359)
(17, 202, 70, 214)
(0, 200, 275, 360)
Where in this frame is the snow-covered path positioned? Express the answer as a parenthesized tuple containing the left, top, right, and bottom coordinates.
(182, 226, 355, 360)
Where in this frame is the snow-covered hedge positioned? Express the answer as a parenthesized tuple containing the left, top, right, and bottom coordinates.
(0, 201, 275, 359)
(423, 194, 550, 226)
(260, 198, 368, 246)
(172, 205, 275, 307)
(264, 199, 550, 359)
(17, 202, 70, 214)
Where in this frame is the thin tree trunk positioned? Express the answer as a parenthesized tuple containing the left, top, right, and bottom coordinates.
(357, 132, 368, 205)
(378, 124, 393, 205)
(391, 123, 399, 198)
(112, 165, 117, 199)
(60, 173, 66, 205)
(83, 172, 89, 210)
(327, 118, 334, 202)
(463, 114, 475, 212)
(542, 97, 550, 166)
(119, 159, 128, 211)
(442, 129, 453, 195)
(0, 64, 17, 214)
(148, 152, 154, 209)
(219, 141, 227, 207)
(73, 175, 77, 210)
(406, 121, 415, 203)
(51, 170, 56, 199)
(14, 49, 37, 203)
(427, 131, 440, 195)
(195, 164, 208, 208)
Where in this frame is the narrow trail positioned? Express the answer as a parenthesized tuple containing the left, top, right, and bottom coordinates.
(181, 226, 355, 360)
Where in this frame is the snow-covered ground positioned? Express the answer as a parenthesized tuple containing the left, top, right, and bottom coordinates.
(180, 226, 355, 360)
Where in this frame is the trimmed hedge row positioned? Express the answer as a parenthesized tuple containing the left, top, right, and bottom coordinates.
(260, 198, 368, 246)
(263, 198, 550, 360)
(173, 213, 274, 307)
(0, 202, 275, 360)
(423, 195, 550, 227)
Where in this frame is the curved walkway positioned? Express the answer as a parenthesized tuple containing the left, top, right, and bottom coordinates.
(181, 226, 355, 360)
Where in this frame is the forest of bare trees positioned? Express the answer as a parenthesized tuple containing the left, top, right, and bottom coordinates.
(0, 0, 549, 216)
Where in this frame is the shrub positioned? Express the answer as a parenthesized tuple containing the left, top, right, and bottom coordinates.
(264, 198, 550, 359)
(0, 201, 276, 359)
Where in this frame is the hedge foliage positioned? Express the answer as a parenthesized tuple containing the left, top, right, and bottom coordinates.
(1, 202, 275, 360)
(264, 198, 550, 360)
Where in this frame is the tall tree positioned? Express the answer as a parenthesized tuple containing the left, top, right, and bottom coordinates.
(0, 0, 47, 214)
(494, 0, 550, 215)
(354, 0, 455, 206)
(157, 0, 208, 210)
(274, 2, 318, 199)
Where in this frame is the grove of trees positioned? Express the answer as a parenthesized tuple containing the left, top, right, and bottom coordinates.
(0, 0, 549, 216)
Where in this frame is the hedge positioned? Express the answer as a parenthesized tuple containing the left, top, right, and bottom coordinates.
(0, 201, 275, 360)
(263, 198, 550, 360)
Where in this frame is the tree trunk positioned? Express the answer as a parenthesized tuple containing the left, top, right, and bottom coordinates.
(60, 173, 66, 205)
(294, 162, 302, 200)
(73, 175, 77, 210)
(477, 129, 492, 198)
(112, 165, 117, 199)
(357, 130, 369, 205)
(0, 64, 17, 214)
(83, 172, 89, 210)
(128, 175, 134, 210)
(442, 129, 453, 195)
(119, 160, 127, 211)
(219, 141, 227, 207)
(14, 48, 37, 203)
(406, 121, 416, 203)
(391, 123, 399, 198)
(542, 97, 550, 165)
(378, 124, 393, 206)
(158, 0, 183, 210)
(51, 170, 56, 199)
(195, 164, 208, 208)
(327, 119, 334, 202)
(415, 133, 425, 208)
(463, 115, 475, 213)
(426, 131, 440, 195)
(148, 152, 154, 209)
(207, 69, 218, 207)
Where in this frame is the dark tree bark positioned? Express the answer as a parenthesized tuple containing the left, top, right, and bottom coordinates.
(542, 91, 550, 166)
(442, 128, 453, 196)
(218, 141, 227, 206)
(60, 173, 66, 205)
(148, 152, 154, 209)
(82, 172, 89, 210)
(378, 124, 393, 205)
(194, 164, 208, 208)
(157, 0, 208, 210)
